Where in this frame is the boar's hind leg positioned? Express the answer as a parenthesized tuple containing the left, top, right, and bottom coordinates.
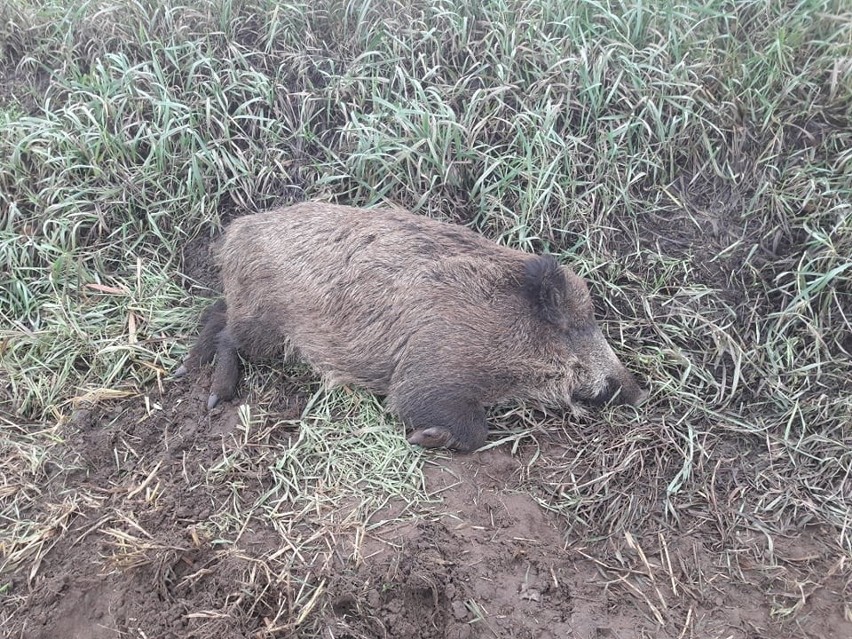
(399, 390, 488, 453)
(207, 326, 240, 410)
(174, 299, 227, 377)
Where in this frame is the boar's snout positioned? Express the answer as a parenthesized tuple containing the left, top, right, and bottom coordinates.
(568, 327, 647, 409)
(581, 371, 647, 408)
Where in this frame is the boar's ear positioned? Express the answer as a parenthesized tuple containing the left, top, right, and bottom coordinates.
(523, 255, 569, 328)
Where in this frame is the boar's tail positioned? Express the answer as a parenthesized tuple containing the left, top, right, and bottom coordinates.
(174, 299, 228, 377)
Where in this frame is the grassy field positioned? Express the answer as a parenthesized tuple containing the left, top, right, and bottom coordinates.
(1, 0, 850, 637)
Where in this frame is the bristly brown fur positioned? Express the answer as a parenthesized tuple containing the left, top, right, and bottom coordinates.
(183, 202, 645, 451)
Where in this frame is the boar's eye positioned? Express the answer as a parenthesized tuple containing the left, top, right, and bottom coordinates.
(523, 255, 569, 329)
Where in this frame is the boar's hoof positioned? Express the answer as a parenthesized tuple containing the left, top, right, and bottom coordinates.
(207, 394, 220, 410)
(408, 427, 484, 452)
(173, 364, 189, 378)
(408, 427, 456, 449)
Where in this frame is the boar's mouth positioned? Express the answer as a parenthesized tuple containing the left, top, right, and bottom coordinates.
(574, 375, 647, 408)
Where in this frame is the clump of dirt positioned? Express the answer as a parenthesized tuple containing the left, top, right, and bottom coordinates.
(325, 521, 473, 639)
(17, 547, 260, 639)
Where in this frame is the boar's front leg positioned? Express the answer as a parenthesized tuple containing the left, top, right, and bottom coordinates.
(174, 299, 242, 409)
(395, 388, 489, 453)
(207, 326, 241, 410)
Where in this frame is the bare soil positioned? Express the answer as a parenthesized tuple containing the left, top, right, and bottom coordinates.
(3, 368, 850, 639)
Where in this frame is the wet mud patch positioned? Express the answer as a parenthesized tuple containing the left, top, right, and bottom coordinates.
(326, 521, 473, 639)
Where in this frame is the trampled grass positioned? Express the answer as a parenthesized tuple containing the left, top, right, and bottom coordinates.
(0, 0, 850, 635)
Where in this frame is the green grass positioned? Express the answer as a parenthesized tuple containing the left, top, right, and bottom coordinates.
(0, 0, 850, 633)
(204, 390, 432, 543)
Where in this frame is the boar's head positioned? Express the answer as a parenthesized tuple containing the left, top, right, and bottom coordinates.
(523, 255, 647, 409)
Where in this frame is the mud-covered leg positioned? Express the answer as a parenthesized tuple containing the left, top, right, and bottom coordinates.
(394, 388, 489, 453)
(174, 299, 227, 377)
(207, 327, 241, 410)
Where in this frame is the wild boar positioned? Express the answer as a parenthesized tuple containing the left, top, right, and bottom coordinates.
(176, 202, 646, 452)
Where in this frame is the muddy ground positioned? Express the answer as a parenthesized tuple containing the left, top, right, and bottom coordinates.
(3, 368, 850, 639)
(3, 206, 850, 639)
(3, 180, 850, 639)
